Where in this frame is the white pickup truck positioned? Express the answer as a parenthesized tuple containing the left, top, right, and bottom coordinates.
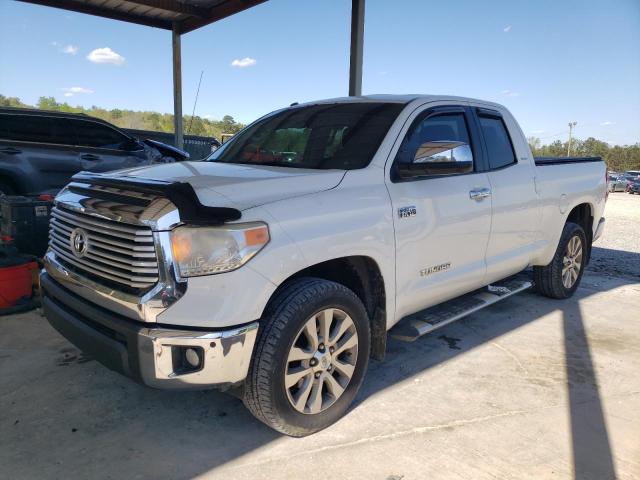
(41, 95, 607, 436)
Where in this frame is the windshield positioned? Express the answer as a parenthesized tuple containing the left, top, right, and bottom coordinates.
(207, 102, 404, 170)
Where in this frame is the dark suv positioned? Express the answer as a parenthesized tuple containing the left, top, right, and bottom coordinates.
(0, 108, 188, 195)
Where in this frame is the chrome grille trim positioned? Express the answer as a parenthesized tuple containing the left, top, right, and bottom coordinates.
(49, 204, 159, 290)
(50, 219, 156, 254)
(51, 208, 152, 241)
(45, 181, 187, 323)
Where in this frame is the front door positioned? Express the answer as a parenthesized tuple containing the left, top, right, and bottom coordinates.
(386, 105, 492, 321)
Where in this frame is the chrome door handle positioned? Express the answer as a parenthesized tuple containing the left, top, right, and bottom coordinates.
(469, 188, 491, 201)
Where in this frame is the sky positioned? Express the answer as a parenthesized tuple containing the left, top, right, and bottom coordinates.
(1, 0, 639, 145)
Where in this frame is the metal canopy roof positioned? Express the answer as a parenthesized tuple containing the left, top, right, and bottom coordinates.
(15, 0, 365, 150)
(17, 0, 267, 33)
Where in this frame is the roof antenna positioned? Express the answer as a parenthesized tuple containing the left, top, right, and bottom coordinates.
(290, 102, 299, 106)
(187, 70, 204, 134)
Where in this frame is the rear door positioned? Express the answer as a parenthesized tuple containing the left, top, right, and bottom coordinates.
(386, 104, 493, 320)
(70, 119, 148, 172)
(472, 106, 541, 283)
(0, 113, 81, 194)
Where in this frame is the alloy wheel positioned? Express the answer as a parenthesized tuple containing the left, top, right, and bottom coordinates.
(562, 235, 583, 289)
(284, 308, 358, 414)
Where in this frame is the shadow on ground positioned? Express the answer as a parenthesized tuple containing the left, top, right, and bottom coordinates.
(2, 249, 637, 479)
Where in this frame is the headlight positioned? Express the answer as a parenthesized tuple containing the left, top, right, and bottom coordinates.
(170, 222, 269, 277)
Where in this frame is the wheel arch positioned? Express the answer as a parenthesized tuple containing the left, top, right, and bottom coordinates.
(262, 256, 388, 360)
(565, 202, 594, 263)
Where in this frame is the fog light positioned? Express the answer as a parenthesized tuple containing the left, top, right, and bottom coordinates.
(185, 348, 200, 368)
(172, 346, 204, 374)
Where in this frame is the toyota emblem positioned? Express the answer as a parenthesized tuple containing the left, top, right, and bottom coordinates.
(70, 227, 89, 258)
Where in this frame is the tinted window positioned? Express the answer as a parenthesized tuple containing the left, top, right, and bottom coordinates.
(72, 120, 128, 149)
(395, 112, 473, 166)
(209, 103, 404, 170)
(0, 114, 76, 145)
(479, 116, 516, 169)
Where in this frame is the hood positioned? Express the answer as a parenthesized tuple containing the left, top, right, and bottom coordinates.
(107, 161, 346, 210)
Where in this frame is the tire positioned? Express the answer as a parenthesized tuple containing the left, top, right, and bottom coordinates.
(243, 277, 371, 437)
(534, 222, 587, 299)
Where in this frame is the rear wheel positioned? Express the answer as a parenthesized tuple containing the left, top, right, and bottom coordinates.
(243, 278, 370, 437)
(534, 222, 586, 299)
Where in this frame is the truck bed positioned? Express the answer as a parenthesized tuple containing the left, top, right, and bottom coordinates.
(534, 156, 602, 166)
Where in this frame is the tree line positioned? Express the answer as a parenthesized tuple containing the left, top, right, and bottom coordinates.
(527, 136, 640, 172)
(0, 95, 244, 141)
(2, 94, 638, 171)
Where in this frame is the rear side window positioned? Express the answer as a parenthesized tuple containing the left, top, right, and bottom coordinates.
(72, 120, 128, 149)
(0, 114, 76, 145)
(478, 116, 516, 169)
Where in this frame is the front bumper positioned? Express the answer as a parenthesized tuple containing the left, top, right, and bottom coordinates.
(41, 272, 258, 389)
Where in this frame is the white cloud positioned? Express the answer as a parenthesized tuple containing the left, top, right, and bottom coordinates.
(51, 42, 78, 55)
(62, 45, 78, 55)
(87, 47, 125, 65)
(503, 25, 512, 33)
(531, 129, 545, 134)
(600, 121, 615, 126)
(231, 57, 256, 68)
(501, 89, 520, 97)
(62, 86, 94, 97)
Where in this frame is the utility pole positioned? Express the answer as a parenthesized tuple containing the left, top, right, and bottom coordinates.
(567, 121, 577, 156)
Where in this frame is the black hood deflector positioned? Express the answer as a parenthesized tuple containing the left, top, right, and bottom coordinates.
(71, 172, 242, 225)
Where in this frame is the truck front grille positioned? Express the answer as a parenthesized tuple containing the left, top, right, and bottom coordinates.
(49, 205, 159, 290)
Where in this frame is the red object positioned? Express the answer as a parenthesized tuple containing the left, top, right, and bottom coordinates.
(38, 194, 55, 202)
(0, 261, 37, 308)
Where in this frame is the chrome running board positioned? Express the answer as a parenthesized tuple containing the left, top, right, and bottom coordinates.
(390, 274, 533, 342)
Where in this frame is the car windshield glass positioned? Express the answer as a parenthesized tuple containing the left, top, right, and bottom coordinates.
(207, 102, 404, 170)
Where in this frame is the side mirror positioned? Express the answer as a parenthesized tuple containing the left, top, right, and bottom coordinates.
(396, 141, 473, 178)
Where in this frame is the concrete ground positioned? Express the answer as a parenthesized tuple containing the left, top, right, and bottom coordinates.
(2, 193, 639, 480)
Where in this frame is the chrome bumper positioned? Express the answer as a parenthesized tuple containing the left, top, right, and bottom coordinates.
(138, 323, 258, 388)
(41, 272, 258, 389)
(594, 217, 606, 242)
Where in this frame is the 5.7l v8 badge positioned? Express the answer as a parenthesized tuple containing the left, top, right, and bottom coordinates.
(398, 206, 417, 218)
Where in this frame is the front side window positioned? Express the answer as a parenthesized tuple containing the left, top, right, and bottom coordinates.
(208, 103, 404, 170)
(478, 116, 516, 169)
(72, 120, 129, 149)
(395, 112, 474, 167)
(0, 114, 75, 145)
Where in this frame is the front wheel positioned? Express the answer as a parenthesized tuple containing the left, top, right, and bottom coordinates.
(534, 222, 587, 299)
(243, 278, 371, 436)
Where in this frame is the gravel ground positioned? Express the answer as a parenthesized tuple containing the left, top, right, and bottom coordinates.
(588, 192, 640, 279)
